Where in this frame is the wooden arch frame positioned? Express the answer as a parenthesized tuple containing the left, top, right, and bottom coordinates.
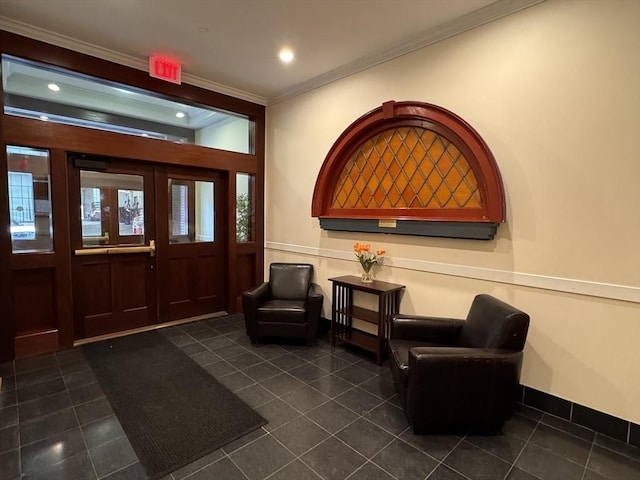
(311, 101, 506, 239)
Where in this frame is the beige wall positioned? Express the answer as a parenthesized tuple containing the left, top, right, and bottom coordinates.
(265, 0, 640, 424)
(195, 116, 250, 153)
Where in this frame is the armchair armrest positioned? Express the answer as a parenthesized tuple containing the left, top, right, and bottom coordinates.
(307, 283, 323, 301)
(391, 315, 464, 344)
(409, 346, 522, 365)
(306, 283, 324, 312)
(242, 281, 270, 304)
(242, 282, 271, 318)
(242, 282, 270, 338)
(406, 347, 523, 427)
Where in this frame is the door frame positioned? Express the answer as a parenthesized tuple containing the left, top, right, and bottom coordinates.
(68, 154, 158, 340)
(155, 164, 228, 324)
(0, 29, 264, 359)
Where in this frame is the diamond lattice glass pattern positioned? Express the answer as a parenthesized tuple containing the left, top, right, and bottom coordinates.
(331, 127, 481, 209)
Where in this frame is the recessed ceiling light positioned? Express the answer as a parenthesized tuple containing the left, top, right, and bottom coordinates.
(176, 112, 185, 118)
(279, 49, 294, 64)
(48, 83, 60, 92)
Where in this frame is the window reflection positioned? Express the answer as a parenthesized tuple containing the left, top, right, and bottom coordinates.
(6, 146, 53, 253)
(118, 189, 144, 236)
(80, 171, 144, 246)
(3, 54, 252, 154)
(168, 179, 214, 243)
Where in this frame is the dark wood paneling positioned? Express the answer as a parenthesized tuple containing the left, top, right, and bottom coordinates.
(15, 329, 59, 359)
(50, 149, 74, 349)
(13, 268, 56, 333)
(168, 258, 191, 303)
(117, 257, 152, 329)
(0, 109, 13, 361)
(236, 251, 258, 312)
(9, 253, 57, 269)
(1, 147, 73, 359)
(80, 261, 113, 317)
(196, 255, 217, 299)
(70, 159, 157, 340)
(196, 253, 225, 313)
(166, 252, 225, 320)
(5, 116, 258, 173)
(79, 254, 154, 338)
(119, 258, 149, 310)
(0, 29, 265, 358)
(158, 166, 227, 321)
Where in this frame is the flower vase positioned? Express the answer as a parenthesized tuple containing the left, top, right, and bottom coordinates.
(361, 270, 373, 283)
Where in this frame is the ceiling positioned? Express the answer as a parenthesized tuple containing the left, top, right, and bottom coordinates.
(0, 0, 542, 105)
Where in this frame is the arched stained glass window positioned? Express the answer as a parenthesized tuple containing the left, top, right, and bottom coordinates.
(311, 101, 505, 240)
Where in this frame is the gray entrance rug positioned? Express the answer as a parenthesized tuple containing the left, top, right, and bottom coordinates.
(83, 329, 266, 479)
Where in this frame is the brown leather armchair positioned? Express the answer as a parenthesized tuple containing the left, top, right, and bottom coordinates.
(242, 263, 323, 345)
(388, 294, 530, 433)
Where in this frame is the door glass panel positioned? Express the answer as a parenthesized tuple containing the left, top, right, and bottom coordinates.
(236, 173, 254, 242)
(168, 179, 214, 243)
(196, 181, 214, 242)
(6, 146, 53, 253)
(80, 171, 145, 246)
(118, 189, 143, 236)
(170, 183, 188, 237)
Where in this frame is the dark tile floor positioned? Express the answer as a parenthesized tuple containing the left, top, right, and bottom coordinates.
(1, 314, 639, 480)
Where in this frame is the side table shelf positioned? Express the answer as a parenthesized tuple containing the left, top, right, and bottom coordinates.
(329, 275, 405, 365)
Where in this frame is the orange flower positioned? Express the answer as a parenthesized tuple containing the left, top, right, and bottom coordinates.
(353, 242, 371, 253)
(353, 242, 385, 273)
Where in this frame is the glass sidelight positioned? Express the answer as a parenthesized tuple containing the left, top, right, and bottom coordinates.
(6, 146, 53, 253)
(236, 173, 254, 242)
(80, 171, 145, 246)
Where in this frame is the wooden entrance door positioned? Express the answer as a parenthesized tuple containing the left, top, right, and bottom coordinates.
(69, 156, 157, 339)
(156, 166, 226, 321)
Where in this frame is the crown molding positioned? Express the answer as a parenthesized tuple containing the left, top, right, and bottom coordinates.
(1, 0, 543, 106)
(265, 241, 640, 304)
(0, 16, 268, 106)
(268, 0, 545, 104)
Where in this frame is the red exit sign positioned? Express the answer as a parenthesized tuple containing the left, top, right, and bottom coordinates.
(149, 55, 182, 84)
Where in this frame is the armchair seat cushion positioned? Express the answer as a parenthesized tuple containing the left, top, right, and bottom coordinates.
(257, 300, 307, 323)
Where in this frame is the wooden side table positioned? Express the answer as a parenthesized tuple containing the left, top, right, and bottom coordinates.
(329, 275, 405, 365)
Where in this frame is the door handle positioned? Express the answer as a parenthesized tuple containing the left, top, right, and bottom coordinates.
(83, 232, 110, 244)
(75, 240, 155, 257)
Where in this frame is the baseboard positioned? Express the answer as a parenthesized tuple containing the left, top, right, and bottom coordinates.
(519, 385, 639, 448)
(324, 316, 639, 448)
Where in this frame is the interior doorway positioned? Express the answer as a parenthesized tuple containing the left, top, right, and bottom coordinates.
(68, 155, 227, 340)
(156, 165, 227, 321)
(69, 157, 157, 339)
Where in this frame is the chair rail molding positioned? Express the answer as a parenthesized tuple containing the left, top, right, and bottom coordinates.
(265, 242, 640, 304)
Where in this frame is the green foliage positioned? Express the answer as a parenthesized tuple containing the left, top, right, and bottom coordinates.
(236, 193, 251, 242)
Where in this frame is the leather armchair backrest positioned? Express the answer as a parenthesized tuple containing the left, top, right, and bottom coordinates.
(458, 294, 530, 350)
(269, 263, 313, 300)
